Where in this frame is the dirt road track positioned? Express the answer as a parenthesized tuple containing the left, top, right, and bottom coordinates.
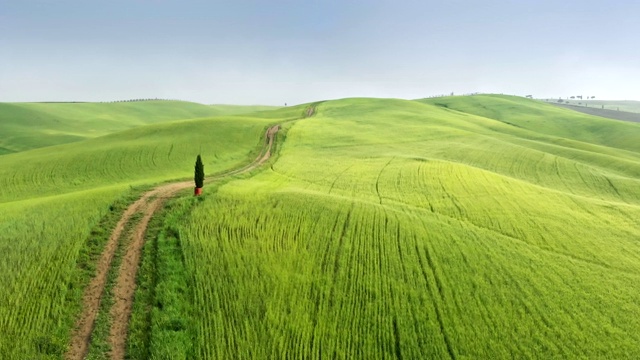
(66, 124, 280, 360)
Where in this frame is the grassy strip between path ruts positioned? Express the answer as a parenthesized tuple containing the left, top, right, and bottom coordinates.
(127, 194, 201, 359)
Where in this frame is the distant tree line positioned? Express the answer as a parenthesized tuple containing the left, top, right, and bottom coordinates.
(423, 92, 483, 99)
(569, 95, 596, 100)
(101, 98, 181, 103)
(31, 98, 185, 104)
(543, 95, 598, 105)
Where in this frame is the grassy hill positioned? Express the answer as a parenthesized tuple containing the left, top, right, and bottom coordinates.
(2, 96, 640, 358)
(0, 104, 305, 358)
(209, 104, 280, 115)
(172, 96, 640, 358)
(0, 101, 278, 154)
(420, 95, 640, 153)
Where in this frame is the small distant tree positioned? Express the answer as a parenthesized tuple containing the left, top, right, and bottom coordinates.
(194, 155, 204, 189)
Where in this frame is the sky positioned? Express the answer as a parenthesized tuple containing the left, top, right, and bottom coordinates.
(1, 0, 639, 105)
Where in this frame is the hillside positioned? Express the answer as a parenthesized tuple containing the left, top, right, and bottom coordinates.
(0, 101, 277, 154)
(175, 96, 640, 358)
(0, 105, 303, 358)
(419, 95, 640, 154)
(2, 97, 640, 358)
(209, 104, 280, 115)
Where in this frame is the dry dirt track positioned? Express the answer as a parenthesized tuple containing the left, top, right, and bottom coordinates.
(66, 124, 280, 360)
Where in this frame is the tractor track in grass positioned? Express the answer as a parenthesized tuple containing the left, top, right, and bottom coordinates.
(66, 124, 280, 360)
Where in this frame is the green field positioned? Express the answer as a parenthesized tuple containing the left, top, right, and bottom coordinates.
(0, 100, 278, 154)
(0, 103, 297, 358)
(172, 96, 640, 358)
(2, 96, 640, 358)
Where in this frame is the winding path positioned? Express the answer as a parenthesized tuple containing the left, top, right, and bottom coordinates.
(66, 124, 280, 360)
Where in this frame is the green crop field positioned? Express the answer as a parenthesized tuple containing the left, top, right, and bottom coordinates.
(208, 104, 280, 116)
(174, 96, 640, 358)
(0, 103, 297, 358)
(0, 100, 278, 154)
(2, 96, 640, 359)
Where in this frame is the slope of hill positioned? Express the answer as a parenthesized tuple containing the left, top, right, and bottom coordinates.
(0, 116, 272, 203)
(3, 97, 640, 358)
(209, 104, 280, 115)
(0, 101, 277, 154)
(419, 95, 640, 154)
(171, 97, 640, 358)
(0, 105, 301, 358)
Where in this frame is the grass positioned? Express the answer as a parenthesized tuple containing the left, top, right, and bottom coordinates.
(0, 100, 277, 153)
(173, 96, 640, 358)
(208, 104, 280, 116)
(0, 187, 127, 359)
(127, 195, 201, 360)
(125, 121, 294, 359)
(420, 95, 640, 153)
(3, 96, 640, 358)
(0, 101, 205, 153)
(0, 105, 287, 358)
(0, 116, 276, 203)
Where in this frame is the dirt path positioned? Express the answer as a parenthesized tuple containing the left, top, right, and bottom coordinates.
(66, 124, 280, 360)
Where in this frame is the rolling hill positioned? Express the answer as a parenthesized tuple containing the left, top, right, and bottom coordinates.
(176, 96, 640, 358)
(2, 96, 640, 359)
(0, 101, 278, 154)
(0, 104, 303, 359)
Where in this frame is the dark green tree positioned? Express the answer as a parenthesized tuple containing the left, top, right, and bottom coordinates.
(194, 154, 204, 189)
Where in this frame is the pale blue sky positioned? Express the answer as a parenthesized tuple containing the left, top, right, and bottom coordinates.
(1, 0, 639, 104)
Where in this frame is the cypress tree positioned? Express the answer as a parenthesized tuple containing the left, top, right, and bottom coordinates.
(194, 154, 204, 189)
